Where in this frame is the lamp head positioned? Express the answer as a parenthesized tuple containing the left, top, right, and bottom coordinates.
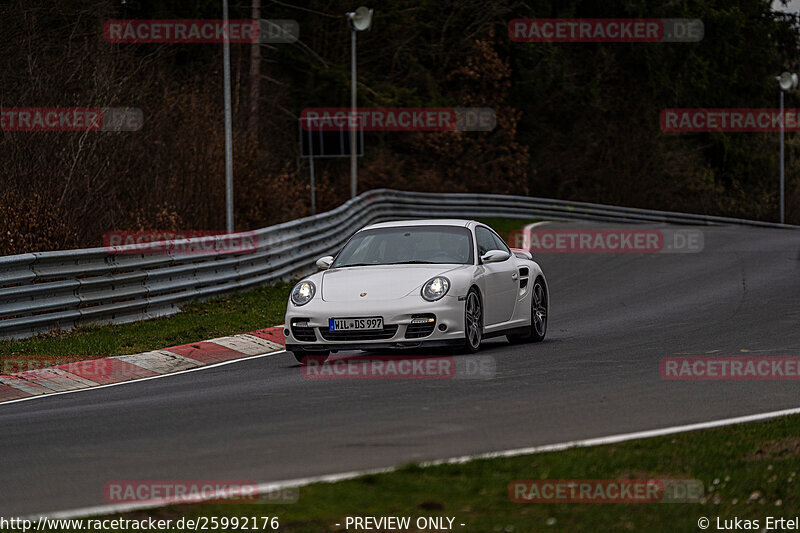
(347, 6, 373, 31)
(778, 71, 798, 91)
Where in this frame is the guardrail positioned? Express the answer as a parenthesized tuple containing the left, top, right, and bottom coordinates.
(0, 189, 795, 339)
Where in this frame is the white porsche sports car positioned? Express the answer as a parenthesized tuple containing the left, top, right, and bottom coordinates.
(284, 219, 548, 363)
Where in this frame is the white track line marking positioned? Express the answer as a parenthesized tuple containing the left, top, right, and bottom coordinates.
(0, 349, 286, 408)
(524, 220, 551, 231)
(423, 406, 800, 464)
(513, 221, 550, 251)
(27, 405, 800, 520)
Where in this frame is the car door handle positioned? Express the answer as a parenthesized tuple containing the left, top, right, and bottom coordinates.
(511, 273, 518, 280)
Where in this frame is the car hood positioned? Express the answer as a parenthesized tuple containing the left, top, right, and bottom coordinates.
(321, 264, 467, 302)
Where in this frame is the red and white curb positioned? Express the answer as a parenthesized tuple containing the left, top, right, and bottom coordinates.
(0, 326, 286, 404)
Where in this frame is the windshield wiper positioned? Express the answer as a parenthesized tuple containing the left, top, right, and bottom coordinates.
(335, 260, 443, 267)
(331, 260, 448, 268)
(333, 262, 381, 268)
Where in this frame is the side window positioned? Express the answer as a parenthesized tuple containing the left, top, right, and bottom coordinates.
(491, 231, 511, 254)
(475, 227, 496, 257)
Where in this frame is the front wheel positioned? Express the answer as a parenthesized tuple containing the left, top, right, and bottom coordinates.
(462, 289, 483, 353)
(507, 278, 547, 344)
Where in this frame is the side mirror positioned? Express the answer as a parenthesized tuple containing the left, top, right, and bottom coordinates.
(481, 250, 511, 264)
(316, 255, 334, 270)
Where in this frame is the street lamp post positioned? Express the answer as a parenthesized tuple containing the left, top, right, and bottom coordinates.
(223, 0, 235, 232)
(346, 7, 373, 199)
(777, 71, 797, 225)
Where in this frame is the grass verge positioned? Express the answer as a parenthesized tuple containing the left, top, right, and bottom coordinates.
(476, 218, 540, 241)
(72, 414, 800, 532)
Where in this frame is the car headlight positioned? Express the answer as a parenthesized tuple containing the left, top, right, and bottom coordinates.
(291, 280, 316, 306)
(421, 276, 450, 302)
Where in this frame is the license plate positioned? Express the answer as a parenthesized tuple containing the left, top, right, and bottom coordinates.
(329, 317, 383, 331)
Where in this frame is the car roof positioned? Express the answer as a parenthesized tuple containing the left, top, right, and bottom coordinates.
(361, 219, 475, 231)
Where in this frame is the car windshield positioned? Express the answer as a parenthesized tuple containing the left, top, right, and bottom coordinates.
(332, 226, 474, 267)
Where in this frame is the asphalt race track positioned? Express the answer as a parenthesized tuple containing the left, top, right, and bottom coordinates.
(1, 222, 799, 517)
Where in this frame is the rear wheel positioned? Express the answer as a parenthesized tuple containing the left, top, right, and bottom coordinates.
(507, 278, 547, 344)
(462, 289, 483, 353)
(292, 350, 329, 364)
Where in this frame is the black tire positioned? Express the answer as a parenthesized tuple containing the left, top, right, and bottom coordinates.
(507, 277, 547, 344)
(462, 288, 483, 353)
(292, 350, 329, 364)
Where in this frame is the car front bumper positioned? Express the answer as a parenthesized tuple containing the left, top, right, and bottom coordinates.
(284, 294, 466, 352)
